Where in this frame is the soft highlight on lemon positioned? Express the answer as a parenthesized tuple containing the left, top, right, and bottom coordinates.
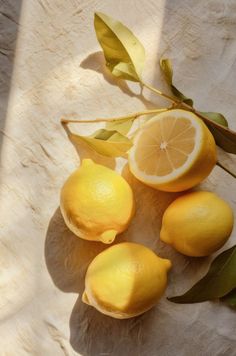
(83, 242, 171, 318)
(160, 191, 234, 257)
(60, 159, 135, 244)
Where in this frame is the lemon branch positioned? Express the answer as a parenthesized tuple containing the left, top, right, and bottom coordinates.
(61, 108, 169, 125)
(142, 81, 236, 179)
(142, 82, 181, 105)
(216, 161, 236, 179)
(61, 82, 236, 179)
(142, 81, 236, 134)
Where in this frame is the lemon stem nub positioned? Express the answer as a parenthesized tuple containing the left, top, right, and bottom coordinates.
(160, 229, 171, 244)
(82, 292, 90, 305)
(100, 230, 117, 244)
(163, 259, 172, 271)
(81, 158, 94, 167)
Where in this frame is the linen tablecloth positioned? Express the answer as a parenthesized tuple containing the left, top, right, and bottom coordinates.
(0, 0, 236, 355)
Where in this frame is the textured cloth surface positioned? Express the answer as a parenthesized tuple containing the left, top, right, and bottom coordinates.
(0, 0, 236, 355)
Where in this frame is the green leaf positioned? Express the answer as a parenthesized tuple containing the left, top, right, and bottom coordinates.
(168, 245, 236, 304)
(197, 111, 236, 153)
(160, 58, 193, 106)
(159, 58, 234, 152)
(171, 86, 194, 107)
(198, 111, 228, 127)
(200, 117, 236, 154)
(70, 129, 133, 157)
(221, 288, 236, 308)
(105, 117, 135, 135)
(159, 58, 235, 153)
(160, 58, 173, 86)
(94, 12, 145, 82)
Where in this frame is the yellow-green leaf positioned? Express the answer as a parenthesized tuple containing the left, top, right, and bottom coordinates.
(198, 111, 228, 127)
(160, 58, 193, 106)
(196, 112, 236, 153)
(197, 111, 236, 153)
(160, 58, 173, 85)
(168, 245, 236, 304)
(94, 12, 145, 82)
(70, 129, 133, 157)
(106, 117, 135, 135)
(200, 116, 236, 154)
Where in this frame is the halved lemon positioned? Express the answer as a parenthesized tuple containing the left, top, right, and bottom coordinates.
(128, 109, 217, 192)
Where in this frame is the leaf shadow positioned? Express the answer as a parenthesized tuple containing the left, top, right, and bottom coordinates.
(80, 51, 154, 109)
(61, 123, 116, 169)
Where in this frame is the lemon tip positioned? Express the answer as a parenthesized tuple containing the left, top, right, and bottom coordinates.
(82, 292, 90, 305)
(160, 228, 171, 244)
(163, 259, 172, 271)
(81, 158, 94, 166)
(100, 229, 117, 244)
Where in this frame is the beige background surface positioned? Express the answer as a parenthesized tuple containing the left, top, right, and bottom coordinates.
(0, 0, 236, 355)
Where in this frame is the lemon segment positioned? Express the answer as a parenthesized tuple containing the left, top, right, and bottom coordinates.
(83, 242, 172, 319)
(160, 191, 234, 257)
(60, 159, 135, 243)
(128, 109, 217, 192)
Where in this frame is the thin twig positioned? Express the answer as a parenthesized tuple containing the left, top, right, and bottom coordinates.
(61, 108, 169, 125)
(60, 79, 236, 179)
(142, 82, 178, 104)
(216, 161, 236, 179)
(143, 81, 236, 135)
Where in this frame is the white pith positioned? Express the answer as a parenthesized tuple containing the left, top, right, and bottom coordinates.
(129, 109, 203, 184)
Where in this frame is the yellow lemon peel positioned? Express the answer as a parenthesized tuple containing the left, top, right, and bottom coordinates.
(60, 159, 135, 243)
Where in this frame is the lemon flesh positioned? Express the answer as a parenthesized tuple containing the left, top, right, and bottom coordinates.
(83, 242, 171, 319)
(60, 159, 135, 244)
(128, 109, 217, 192)
(160, 191, 234, 257)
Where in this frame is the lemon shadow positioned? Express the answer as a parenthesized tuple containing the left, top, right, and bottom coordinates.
(44, 179, 177, 355)
(45, 207, 155, 355)
(120, 164, 209, 299)
(44, 208, 107, 294)
(121, 163, 181, 257)
(69, 295, 158, 356)
(44, 165, 210, 356)
(44, 207, 128, 294)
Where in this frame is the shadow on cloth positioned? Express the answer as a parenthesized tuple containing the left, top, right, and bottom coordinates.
(44, 164, 180, 354)
(45, 40, 185, 354)
(0, 1, 23, 163)
(45, 208, 106, 294)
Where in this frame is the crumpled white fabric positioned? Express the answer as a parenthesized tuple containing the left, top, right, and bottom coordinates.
(0, 0, 236, 355)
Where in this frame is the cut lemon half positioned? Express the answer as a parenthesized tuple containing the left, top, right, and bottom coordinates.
(128, 109, 217, 192)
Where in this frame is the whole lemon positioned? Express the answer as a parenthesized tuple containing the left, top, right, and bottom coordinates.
(82, 242, 172, 319)
(60, 159, 135, 244)
(160, 191, 234, 257)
